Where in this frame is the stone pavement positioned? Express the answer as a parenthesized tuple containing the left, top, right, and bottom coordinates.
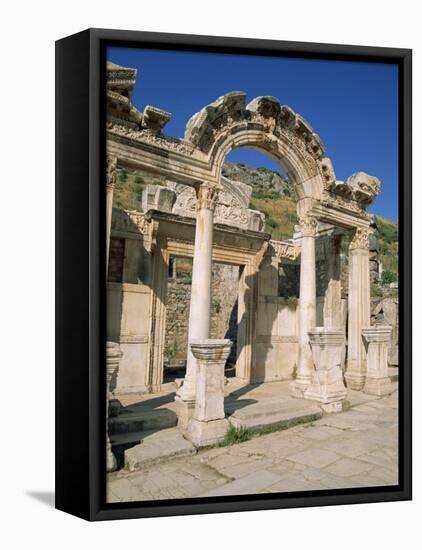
(107, 383, 398, 502)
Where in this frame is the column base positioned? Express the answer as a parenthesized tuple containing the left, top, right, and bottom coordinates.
(174, 395, 196, 430)
(304, 382, 348, 405)
(185, 417, 229, 448)
(290, 377, 312, 398)
(345, 372, 366, 391)
(175, 376, 196, 403)
(364, 377, 393, 396)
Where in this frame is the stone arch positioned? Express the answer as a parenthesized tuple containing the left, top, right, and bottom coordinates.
(184, 92, 337, 204)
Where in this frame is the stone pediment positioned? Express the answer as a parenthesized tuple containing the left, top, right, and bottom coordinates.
(165, 177, 265, 232)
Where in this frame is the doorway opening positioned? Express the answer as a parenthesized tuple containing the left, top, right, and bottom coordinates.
(163, 256, 240, 384)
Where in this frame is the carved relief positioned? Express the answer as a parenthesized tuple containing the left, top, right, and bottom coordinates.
(106, 156, 118, 191)
(349, 227, 370, 251)
(183, 93, 327, 183)
(107, 122, 196, 156)
(299, 216, 317, 237)
(196, 184, 219, 211)
(169, 177, 256, 230)
(111, 208, 151, 235)
(268, 240, 300, 261)
(321, 190, 369, 219)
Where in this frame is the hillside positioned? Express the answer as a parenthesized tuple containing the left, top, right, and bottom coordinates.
(112, 163, 398, 272)
(375, 215, 399, 280)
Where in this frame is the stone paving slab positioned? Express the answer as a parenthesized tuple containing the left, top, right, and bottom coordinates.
(123, 428, 196, 472)
(107, 386, 399, 502)
(228, 398, 322, 431)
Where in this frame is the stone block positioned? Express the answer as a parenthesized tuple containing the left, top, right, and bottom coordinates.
(124, 428, 196, 472)
(185, 339, 232, 446)
(362, 326, 393, 396)
(142, 184, 175, 213)
(304, 328, 348, 409)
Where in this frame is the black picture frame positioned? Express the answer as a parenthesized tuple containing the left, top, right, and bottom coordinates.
(55, 28, 412, 521)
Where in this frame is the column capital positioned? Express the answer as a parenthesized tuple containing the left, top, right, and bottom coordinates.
(299, 215, 317, 237)
(106, 155, 118, 191)
(196, 183, 218, 212)
(349, 227, 370, 251)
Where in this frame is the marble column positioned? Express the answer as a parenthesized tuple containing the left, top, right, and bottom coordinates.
(106, 341, 122, 472)
(176, 183, 218, 412)
(362, 325, 393, 396)
(345, 227, 371, 390)
(186, 339, 232, 447)
(106, 156, 117, 275)
(323, 233, 342, 330)
(291, 215, 317, 397)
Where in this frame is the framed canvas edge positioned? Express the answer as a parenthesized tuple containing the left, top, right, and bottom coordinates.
(56, 27, 412, 522)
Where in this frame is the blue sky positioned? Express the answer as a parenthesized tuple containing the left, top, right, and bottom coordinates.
(108, 47, 398, 222)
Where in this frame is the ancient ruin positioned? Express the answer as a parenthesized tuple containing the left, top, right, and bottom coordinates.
(105, 62, 398, 487)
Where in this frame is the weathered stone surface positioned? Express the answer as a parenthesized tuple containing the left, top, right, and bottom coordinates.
(109, 407, 177, 434)
(186, 339, 232, 447)
(362, 325, 393, 396)
(108, 385, 398, 501)
(228, 399, 322, 431)
(304, 328, 348, 407)
(124, 428, 196, 472)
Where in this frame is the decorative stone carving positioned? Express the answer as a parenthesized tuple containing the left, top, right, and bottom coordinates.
(318, 157, 336, 188)
(347, 172, 381, 207)
(141, 105, 171, 133)
(268, 239, 300, 261)
(304, 328, 348, 412)
(185, 339, 232, 447)
(142, 185, 176, 213)
(107, 122, 196, 155)
(321, 171, 381, 218)
(106, 156, 118, 191)
(362, 326, 393, 396)
(185, 91, 247, 149)
(321, 189, 369, 219)
(247, 210, 266, 232)
(111, 208, 151, 235)
(350, 227, 370, 251)
(183, 92, 328, 189)
(196, 183, 218, 211)
(299, 216, 317, 237)
(106, 62, 142, 129)
(167, 177, 265, 232)
(106, 341, 123, 472)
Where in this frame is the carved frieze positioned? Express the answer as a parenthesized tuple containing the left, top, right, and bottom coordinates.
(183, 94, 327, 183)
(268, 239, 300, 261)
(107, 122, 196, 155)
(111, 208, 151, 236)
(167, 177, 263, 231)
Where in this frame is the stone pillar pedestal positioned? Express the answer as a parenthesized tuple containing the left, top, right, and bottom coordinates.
(304, 328, 347, 413)
(291, 216, 317, 397)
(176, 183, 218, 425)
(106, 341, 122, 472)
(185, 339, 232, 447)
(345, 227, 371, 390)
(362, 326, 393, 396)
